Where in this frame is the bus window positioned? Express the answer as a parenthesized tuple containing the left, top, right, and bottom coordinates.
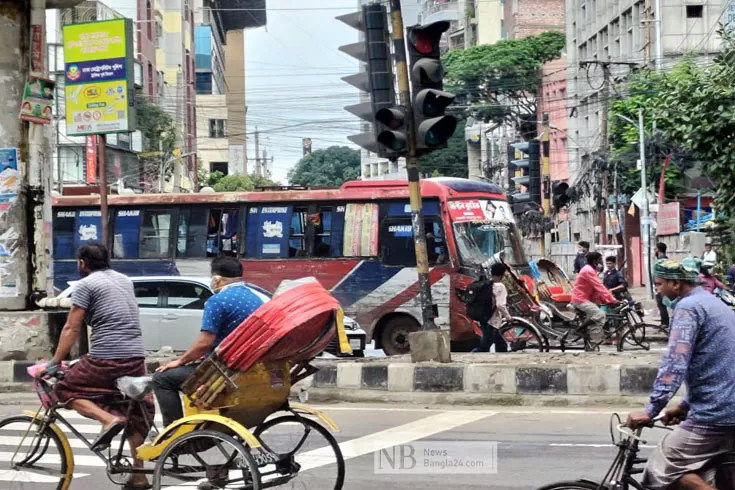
(53, 210, 76, 259)
(289, 206, 308, 257)
(342, 203, 379, 257)
(380, 218, 447, 267)
(178, 207, 208, 258)
(312, 207, 336, 258)
(206, 208, 238, 257)
(140, 210, 172, 258)
(113, 209, 141, 258)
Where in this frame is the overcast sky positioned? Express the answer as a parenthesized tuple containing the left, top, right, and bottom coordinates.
(245, 0, 363, 183)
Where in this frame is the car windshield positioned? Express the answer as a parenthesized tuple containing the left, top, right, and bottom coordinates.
(453, 221, 525, 267)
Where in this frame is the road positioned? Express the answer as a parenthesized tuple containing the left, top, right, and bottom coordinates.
(0, 398, 668, 490)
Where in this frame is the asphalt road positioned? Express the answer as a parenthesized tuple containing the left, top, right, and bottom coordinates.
(0, 397, 669, 490)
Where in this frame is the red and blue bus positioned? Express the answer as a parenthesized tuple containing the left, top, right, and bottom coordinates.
(52, 177, 527, 354)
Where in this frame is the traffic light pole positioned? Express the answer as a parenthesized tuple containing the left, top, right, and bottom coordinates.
(388, 0, 438, 334)
(542, 113, 551, 258)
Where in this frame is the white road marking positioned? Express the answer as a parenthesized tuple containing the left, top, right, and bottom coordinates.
(296, 410, 497, 472)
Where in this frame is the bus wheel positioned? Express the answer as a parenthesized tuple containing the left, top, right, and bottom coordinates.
(380, 316, 420, 356)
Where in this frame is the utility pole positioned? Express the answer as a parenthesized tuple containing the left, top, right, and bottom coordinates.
(599, 65, 610, 246)
(98, 135, 108, 247)
(542, 113, 551, 257)
(388, 0, 437, 333)
(639, 108, 653, 300)
(654, 0, 663, 70)
(254, 126, 260, 177)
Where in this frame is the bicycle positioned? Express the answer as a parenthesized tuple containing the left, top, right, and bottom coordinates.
(536, 413, 725, 490)
(0, 359, 161, 488)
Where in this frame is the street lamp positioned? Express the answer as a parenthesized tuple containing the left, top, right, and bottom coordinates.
(616, 109, 654, 300)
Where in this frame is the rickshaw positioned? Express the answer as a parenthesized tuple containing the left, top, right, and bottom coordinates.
(1, 279, 348, 489)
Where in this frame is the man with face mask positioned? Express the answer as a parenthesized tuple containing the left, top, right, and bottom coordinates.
(573, 241, 590, 275)
(153, 256, 265, 427)
(571, 251, 619, 350)
(626, 257, 735, 490)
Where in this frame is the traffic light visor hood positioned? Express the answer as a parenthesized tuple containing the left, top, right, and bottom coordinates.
(409, 21, 450, 56)
(419, 116, 457, 146)
(414, 90, 455, 117)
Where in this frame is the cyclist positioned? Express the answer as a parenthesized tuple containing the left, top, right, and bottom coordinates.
(570, 251, 619, 350)
(626, 257, 735, 490)
(43, 243, 153, 490)
(153, 256, 265, 428)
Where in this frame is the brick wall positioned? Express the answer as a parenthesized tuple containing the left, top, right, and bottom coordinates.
(504, 0, 565, 39)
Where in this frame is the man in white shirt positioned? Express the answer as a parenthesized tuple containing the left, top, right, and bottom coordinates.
(472, 262, 513, 353)
(703, 242, 717, 267)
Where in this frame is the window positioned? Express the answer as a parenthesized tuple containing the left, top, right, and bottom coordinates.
(207, 208, 239, 256)
(210, 161, 228, 175)
(176, 207, 208, 257)
(113, 209, 142, 258)
(209, 119, 226, 138)
(313, 207, 335, 257)
(686, 5, 703, 18)
(53, 210, 76, 259)
(139, 210, 172, 258)
(133, 282, 162, 308)
(165, 281, 212, 309)
(289, 207, 308, 257)
(380, 218, 447, 267)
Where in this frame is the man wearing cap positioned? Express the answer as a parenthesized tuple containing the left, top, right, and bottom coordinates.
(626, 257, 735, 489)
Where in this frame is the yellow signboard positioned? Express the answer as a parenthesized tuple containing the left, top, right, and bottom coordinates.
(63, 19, 127, 63)
(63, 19, 136, 136)
(65, 80, 129, 134)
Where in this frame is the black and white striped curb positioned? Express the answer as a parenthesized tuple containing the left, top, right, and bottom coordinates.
(293, 361, 660, 397)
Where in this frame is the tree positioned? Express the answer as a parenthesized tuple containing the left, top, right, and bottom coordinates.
(443, 31, 566, 130)
(213, 174, 254, 192)
(288, 146, 360, 186)
(135, 90, 176, 152)
(418, 117, 468, 178)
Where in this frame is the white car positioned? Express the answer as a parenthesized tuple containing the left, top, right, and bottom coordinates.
(57, 276, 368, 356)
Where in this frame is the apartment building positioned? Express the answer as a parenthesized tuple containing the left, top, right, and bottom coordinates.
(504, 0, 565, 39)
(565, 0, 725, 242)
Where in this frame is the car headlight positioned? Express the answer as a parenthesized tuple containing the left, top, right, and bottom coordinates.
(343, 317, 359, 331)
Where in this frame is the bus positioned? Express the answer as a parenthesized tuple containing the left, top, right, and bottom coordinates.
(52, 177, 527, 355)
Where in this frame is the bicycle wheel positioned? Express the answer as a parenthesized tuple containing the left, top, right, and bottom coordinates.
(498, 321, 545, 352)
(617, 322, 651, 352)
(536, 481, 601, 490)
(152, 429, 262, 490)
(0, 414, 72, 490)
(253, 415, 345, 490)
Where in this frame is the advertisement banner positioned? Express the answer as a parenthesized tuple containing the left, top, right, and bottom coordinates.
(63, 19, 136, 136)
(86, 135, 97, 184)
(657, 202, 681, 236)
(447, 200, 485, 222)
(20, 77, 54, 124)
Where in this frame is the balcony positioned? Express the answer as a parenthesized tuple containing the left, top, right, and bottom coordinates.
(421, 0, 461, 25)
(215, 0, 267, 31)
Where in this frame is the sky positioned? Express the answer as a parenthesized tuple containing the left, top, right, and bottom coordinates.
(245, 0, 364, 184)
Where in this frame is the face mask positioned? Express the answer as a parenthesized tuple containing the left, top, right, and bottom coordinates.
(662, 296, 679, 309)
(210, 276, 221, 292)
(596, 264, 603, 272)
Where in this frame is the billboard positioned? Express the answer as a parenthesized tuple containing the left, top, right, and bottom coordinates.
(63, 18, 136, 136)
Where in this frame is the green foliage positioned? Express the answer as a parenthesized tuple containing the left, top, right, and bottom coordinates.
(608, 64, 698, 199)
(288, 146, 360, 186)
(213, 174, 254, 192)
(444, 31, 566, 127)
(418, 118, 468, 178)
(135, 91, 176, 152)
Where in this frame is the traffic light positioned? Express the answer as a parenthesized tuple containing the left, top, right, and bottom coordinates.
(338, 4, 406, 158)
(508, 140, 541, 214)
(406, 21, 457, 152)
(552, 181, 571, 209)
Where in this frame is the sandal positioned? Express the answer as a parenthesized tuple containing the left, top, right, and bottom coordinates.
(90, 420, 125, 451)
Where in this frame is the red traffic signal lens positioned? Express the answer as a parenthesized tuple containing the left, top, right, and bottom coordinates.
(414, 32, 434, 54)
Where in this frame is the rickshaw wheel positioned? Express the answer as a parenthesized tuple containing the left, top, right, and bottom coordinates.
(152, 429, 262, 490)
(253, 415, 345, 490)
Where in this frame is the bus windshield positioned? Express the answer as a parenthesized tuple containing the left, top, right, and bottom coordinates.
(453, 222, 525, 267)
(446, 198, 526, 267)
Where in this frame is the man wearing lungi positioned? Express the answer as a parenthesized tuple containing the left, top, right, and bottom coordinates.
(45, 243, 154, 490)
(626, 258, 735, 490)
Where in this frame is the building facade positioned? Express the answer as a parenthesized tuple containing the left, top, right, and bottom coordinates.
(565, 0, 726, 243)
(503, 0, 565, 39)
(474, 0, 504, 45)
